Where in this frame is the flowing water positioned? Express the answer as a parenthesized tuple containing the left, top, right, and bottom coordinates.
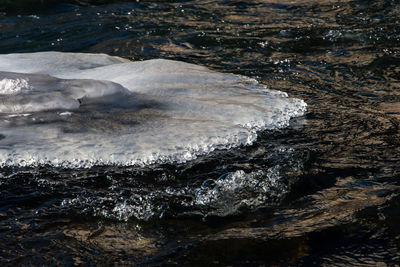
(1, 0, 400, 265)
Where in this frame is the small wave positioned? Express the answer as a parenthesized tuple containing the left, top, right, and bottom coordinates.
(55, 147, 306, 221)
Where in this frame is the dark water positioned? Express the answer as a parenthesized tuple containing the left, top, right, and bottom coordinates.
(1, 0, 400, 265)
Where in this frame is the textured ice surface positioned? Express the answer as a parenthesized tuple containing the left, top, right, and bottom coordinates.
(0, 52, 307, 168)
(0, 77, 32, 95)
(0, 51, 129, 75)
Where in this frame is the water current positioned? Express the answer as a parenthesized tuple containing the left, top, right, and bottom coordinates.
(1, 0, 400, 265)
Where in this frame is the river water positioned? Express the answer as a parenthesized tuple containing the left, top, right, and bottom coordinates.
(1, 0, 400, 265)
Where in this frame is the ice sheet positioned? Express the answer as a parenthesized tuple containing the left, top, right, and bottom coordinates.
(0, 52, 307, 167)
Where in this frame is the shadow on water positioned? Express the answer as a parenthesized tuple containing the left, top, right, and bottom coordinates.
(1, 0, 400, 265)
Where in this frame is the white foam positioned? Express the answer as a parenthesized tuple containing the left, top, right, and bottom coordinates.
(0, 52, 307, 168)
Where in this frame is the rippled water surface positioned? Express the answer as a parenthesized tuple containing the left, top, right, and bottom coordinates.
(1, 0, 400, 265)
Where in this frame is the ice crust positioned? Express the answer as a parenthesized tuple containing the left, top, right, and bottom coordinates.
(0, 77, 32, 95)
(0, 52, 307, 168)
